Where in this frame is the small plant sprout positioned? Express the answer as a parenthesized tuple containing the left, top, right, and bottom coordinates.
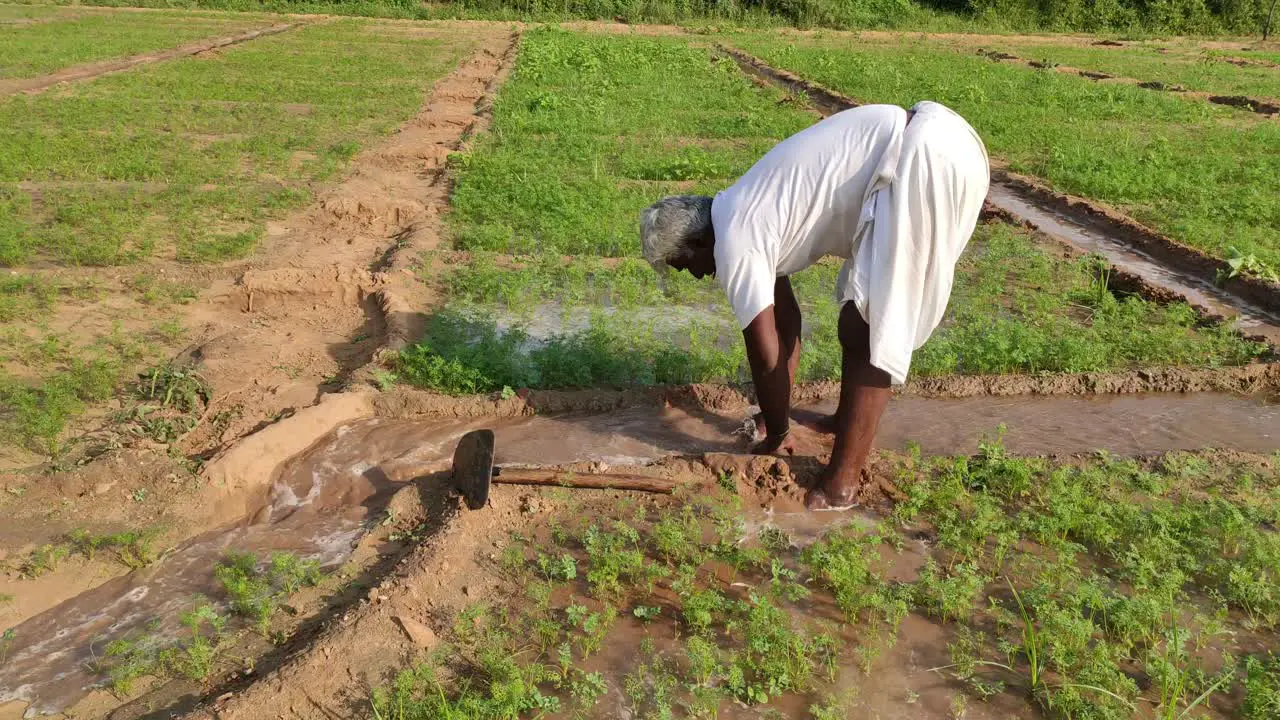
(0, 629, 15, 663)
(370, 369, 397, 392)
(633, 605, 661, 623)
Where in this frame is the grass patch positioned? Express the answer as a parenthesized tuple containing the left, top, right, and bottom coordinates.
(93, 600, 229, 695)
(88, 549, 324, 696)
(988, 41, 1280, 100)
(447, 28, 814, 257)
(729, 33, 1280, 268)
(214, 550, 322, 633)
(67, 527, 164, 569)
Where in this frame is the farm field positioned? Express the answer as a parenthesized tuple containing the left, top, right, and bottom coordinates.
(728, 31, 1280, 270)
(0, 7, 276, 80)
(976, 41, 1280, 99)
(0, 8, 1277, 720)
(0, 18, 474, 459)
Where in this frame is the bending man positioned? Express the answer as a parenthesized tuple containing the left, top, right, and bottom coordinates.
(639, 101, 989, 510)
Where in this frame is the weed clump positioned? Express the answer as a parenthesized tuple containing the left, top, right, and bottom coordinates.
(214, 551, 321, 633)
(67, 527, 163, 570)
(93, 600, 228, 696)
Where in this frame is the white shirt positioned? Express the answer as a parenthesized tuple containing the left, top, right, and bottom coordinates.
(711, 104, 907, 329)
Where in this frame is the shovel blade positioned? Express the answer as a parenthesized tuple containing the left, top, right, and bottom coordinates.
(451, 429, 494, 510)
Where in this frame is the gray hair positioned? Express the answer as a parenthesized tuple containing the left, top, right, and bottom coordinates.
(639, 195, 713, 272)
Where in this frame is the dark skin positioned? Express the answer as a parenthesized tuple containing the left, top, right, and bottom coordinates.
(666, 234, 893, 509)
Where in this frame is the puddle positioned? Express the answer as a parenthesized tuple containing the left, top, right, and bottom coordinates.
(474, 303, 737, 352)
(3, 392, 1275, 714)
(987, 185, 1280, 344)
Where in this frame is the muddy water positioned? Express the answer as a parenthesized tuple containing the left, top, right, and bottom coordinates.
(477, 302, 737, 352)
(986, 185, 1280, 344)
(3, 392, 1276, 715)
(861, 391, 1278, 456)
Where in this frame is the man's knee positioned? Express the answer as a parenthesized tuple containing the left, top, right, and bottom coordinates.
(837, 303, 870, 351)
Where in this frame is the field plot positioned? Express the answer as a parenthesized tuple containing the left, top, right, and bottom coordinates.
(0, 8, 274, 80)
(0, 18, 473, 458)
(373, 448, 1280, 720)
(977, 41, 1280, 99)
(727, 33, 1280, 271)
(403, 29, 1263, 394)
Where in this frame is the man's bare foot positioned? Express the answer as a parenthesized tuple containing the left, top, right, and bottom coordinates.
(804, 486, 858, 511)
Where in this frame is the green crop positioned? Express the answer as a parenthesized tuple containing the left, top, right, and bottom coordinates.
(374, 446, 1280, 718)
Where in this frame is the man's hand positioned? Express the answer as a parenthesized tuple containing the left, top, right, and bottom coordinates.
(751, 430, 798, 456)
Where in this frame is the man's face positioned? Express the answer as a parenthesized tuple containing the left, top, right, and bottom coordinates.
(669, 247, 716, 279)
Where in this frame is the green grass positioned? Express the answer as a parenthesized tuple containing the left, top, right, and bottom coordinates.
(0, 18, 470, 266)
(66, 527, 163, 569)
(0, 5, 63, 19)
(401, 222, 1265, 392)
(448, 28, 815, 257)
(374, 446, 1280, 719)
(89, 549, 321, 696)
(0, 10, 269, 80)
(728, 33, 1280, 269)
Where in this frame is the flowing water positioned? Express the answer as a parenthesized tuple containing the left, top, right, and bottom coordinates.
(2, 392, 1277, 715)
(986, 185, 1280, 344)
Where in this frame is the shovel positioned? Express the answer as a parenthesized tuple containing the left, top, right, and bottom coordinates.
(450, 429, 677, 510)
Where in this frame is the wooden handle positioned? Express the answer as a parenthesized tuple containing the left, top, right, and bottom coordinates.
(493, 468, 675, 494)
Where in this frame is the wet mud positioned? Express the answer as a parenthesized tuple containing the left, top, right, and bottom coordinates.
(0, 22, 303, 97)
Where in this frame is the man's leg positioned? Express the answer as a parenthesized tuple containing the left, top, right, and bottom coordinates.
(804, 302, 891, 509)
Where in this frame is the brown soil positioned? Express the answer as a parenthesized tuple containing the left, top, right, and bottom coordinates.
(167, 27, 518, 467)
(975, 47, 1280, 117)
(372, 361, 1280, 420)
(721, 44, 1280, 323)
(0, 22, 303, 97)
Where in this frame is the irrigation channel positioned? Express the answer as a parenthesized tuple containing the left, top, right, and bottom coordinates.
(2, 392, 1277, 715)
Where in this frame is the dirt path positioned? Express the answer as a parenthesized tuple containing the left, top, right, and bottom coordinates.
(720, 44, 1280, 347)
(0, 21, 303, 97)
(974, 47, 1280, 117)
(171, 27, 518, 466)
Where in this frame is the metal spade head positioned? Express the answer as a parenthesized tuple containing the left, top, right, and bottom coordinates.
(451, 429, 495, 510)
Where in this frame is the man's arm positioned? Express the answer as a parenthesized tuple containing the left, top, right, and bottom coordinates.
(743, 304, 792, 449)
